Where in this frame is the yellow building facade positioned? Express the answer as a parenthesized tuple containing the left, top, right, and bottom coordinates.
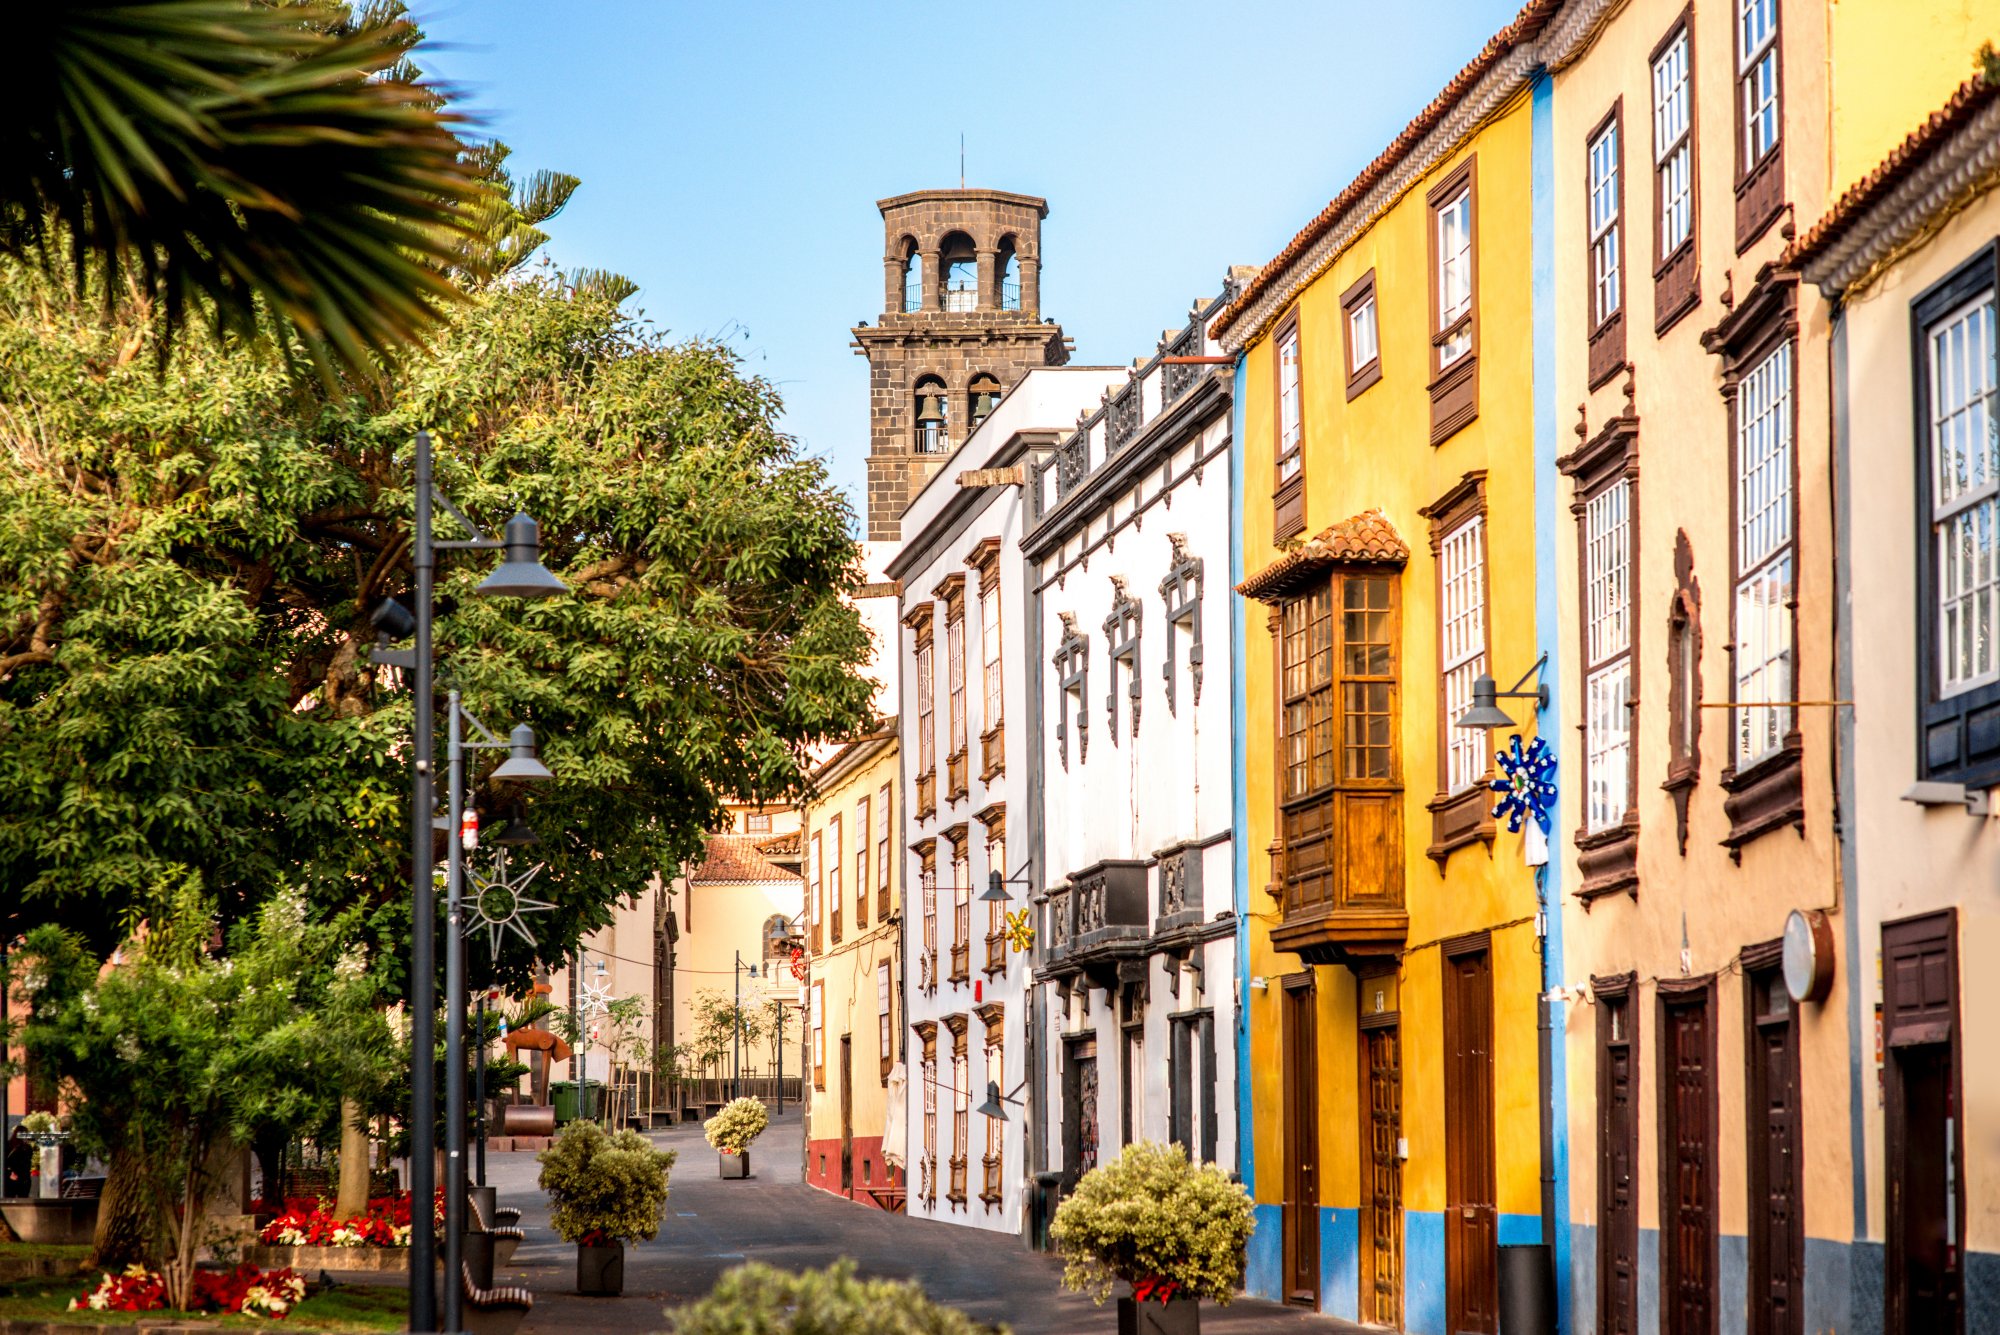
(801, 724, 905, 1208)
(1214, 16, 1556, 1329)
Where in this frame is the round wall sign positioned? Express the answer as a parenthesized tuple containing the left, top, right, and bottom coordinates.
(1782, 908, 1835, 1004)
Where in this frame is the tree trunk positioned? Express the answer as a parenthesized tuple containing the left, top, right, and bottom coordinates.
(91, 1148, 154, 1269)
(335, 1098, 370, 1217)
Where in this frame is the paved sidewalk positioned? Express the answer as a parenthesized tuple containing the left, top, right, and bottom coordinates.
(481, 1110, 1363, 1334)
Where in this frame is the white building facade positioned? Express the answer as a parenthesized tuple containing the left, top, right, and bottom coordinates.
(889, 366, 1124, 1233)
(1021, 288, 1241, 1192)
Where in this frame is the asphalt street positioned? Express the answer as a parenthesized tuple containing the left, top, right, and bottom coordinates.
(480, 1108, 1365, 1334)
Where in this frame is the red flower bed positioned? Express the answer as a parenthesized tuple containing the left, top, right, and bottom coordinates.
(257, 1189, 444, 1248)
(73, 1264, 308, 1318)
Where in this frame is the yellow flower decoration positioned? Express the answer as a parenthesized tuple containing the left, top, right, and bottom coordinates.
(1005, 908, 1035, 952)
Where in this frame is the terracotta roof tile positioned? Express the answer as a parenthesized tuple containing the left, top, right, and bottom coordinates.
(1210, 0, 1562, 344)
(689, 834, 799, 885)
(754, 830, 801, 858)
(1789, 68, 2000, 278)
(1236, 510, 1410, 602)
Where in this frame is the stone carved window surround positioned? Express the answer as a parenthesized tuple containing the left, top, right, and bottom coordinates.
(1160, 533, 1205, 716)
(1103, 576, 1143, 743)
(1053, 612, 1090, 769)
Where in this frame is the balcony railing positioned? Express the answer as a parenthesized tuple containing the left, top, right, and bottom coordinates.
(1268, 795, 1408, 963)
(981, 1154, 1003, 1208)
(948, 1154, 968, 1206)
(946, 748, 968, 802)
(984, 929, 1006, 975)
(916, 770, 936, 821)
(1043, 886, 1072, 962)
(980, 724, 1005, 781)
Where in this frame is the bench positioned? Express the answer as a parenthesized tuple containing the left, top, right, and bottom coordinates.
(458, 1260, 531, 1335)
(467, 1193, 525, 1269)
(59, 1175, 105, 1199)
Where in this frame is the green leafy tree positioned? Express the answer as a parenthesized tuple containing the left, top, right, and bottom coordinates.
(3, 1, 491, 377)
(688, 989, 765, 1081)
(0, 257, 875, 980)
(13, 892, 393, 1309)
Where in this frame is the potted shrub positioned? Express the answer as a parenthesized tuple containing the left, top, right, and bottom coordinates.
(15, 1111, 68, 1199)
(1050, 1141, 1253, 1335)
(665, 1259, 994, 1333)
(703, 1097, 769, 1179)
(536, 1121, 675, 1297)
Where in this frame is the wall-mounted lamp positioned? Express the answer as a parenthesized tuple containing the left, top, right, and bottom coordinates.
(1455, 653, 1551, 731)
(982, 860, 1035, 903)
(1248, 975, 1268, 992)
(975, 1078, 1030, 1121)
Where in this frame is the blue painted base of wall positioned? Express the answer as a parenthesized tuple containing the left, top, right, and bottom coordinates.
(1245, 1202, 1282, 1303)
(1405, 1210, 1445, 1333)
(1320, 1207, 1359, 1319)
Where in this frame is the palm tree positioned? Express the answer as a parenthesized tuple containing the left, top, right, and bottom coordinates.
(1, 0, 488, 376)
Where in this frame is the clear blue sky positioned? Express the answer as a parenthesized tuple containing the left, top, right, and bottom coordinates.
(407, 1, 1522, 526)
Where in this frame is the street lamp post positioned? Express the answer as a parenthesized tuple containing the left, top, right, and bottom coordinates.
(378, 429, 563, 1335)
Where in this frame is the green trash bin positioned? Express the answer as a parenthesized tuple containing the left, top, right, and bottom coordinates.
(551, 1081, 578, 1123)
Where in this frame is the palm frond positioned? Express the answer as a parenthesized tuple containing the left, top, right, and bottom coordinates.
(2, 0, 490, 377)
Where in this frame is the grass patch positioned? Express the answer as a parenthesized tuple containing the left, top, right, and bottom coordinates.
(0, 1274, 408, 1331)
(0, 1241, 92, 1263)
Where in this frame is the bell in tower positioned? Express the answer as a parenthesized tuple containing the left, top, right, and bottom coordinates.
(852, 189, 1071, 543)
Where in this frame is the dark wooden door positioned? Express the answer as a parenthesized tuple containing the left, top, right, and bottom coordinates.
(840, 1035, 854, 1192)
(1660, 987, 1717, 1335)
(1361, 1020, 1403, 1328)
(1444, 944, 1498, 1334)
(1598, 982, 1640, 1335)
(1884, 910, 1963, 1334)
(1746, 969, 1802, 1335)
(1062, 1037, 1099, 1189)
(1282, 976, 1320, 1307)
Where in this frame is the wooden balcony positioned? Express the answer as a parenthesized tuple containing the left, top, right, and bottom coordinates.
(980, 1154, 1002, 1208)
(984, 930, 1007, 976)
(1040, 860, 1149, 987)
(1267, 795, 1407, 965)
(916, 770, 936, 821)
(946, 748, 968, 802)
(947, 1155, 967, 1208)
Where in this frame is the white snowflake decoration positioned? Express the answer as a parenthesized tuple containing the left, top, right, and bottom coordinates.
(466, 847, 556, 959)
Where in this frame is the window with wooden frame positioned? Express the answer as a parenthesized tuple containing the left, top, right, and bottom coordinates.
(978, 557, 1005, 781)
(1273, 314, 1306, 538)
(1427, 159, 1479, 443)
(1342, 269, 1382, 399)
(1586, 103, 1628, 388)
(917, 1022, 938, 1205)
(827, 813, 843, 945)
(916, 839, 938, 993)
(811, 980, 825, 1089)
(1916, 249, 2000, 787)
(947, 1019, 969, 1207)
(1650, 11, 1700, 331)
(1702, 269, 1802, 852)
(949, 830, 971, 984)
(980, 1009, 1004, 1208)
(1733, 0, 1784, 250)
(875, 783, 893, 918)
(854, 795, 870, 930)
(1422, 473, 1493, 861)
(808, 830, 824, 952)
(908, 602, 937, 819)
(980, 808, 1007, 976)
(1559, 409, 1640, 901)
(940, 575, 968, 801)
(1664, 531, 1704, 856)
(877, 960, 894, 1081)
(1276, 571, 1402, 926)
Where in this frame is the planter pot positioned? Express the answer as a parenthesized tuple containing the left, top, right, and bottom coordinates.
(1117, 1293, 1199, 1335)
(718, 1151, 749, 1179)
(576, 1240, 624, 1295)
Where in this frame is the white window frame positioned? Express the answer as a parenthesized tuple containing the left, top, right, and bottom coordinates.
(1733, 342, 1794, 765)
(1277, 324, 1303, 481)
(1439, 515, 1489, 793)
(1930, 293, 2000, 696)
(1436, 187, 1474, 367)
(1738, 0, 1779, 169)
(980, 582, 1003, 731)
(1589, 119, 1622, 328)
(1652, 26, 1693, 260)
(876, 962, 892, 1060)
(1583, 479, 1633, 832)
(1348, 294, 1378, 375)
(947, 609, 966, 754)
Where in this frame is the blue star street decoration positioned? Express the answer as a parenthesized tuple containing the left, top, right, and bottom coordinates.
(1490, 733, 1557, 836)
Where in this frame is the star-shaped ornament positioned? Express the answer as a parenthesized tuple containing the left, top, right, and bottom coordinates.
(466, 847, 555, 958)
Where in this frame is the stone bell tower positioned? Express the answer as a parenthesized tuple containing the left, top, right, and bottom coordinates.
(852, 189, 1071, 541)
